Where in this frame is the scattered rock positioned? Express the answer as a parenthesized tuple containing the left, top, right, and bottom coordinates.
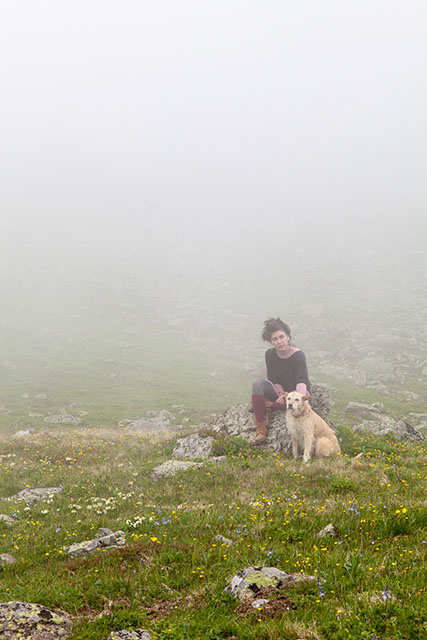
(366, 381, 390, 394)
(344, 402, 383, 418)
(152, 460, 202, 480)
(316, 523, 336, 537)
(401, 391, 422, 401)
(251, 598, 269, 609)
(236, 592, 295, 617)
(214, 534, 236, 546)
(225, 566, 314, 601)
(67, 528, 126, 557)
(107, 631, 152, 640)
(44, 411, 81, 425)
(0, 515, 17, 525)
(11, 430, 35, 440)
(0, 554, 16, 566)
(120, 409, 181, 431)
(6, 487, 63, 504)
(0, 601, 72, 638)
(172, 434, 214, 460)
(352, 418, 425, 441)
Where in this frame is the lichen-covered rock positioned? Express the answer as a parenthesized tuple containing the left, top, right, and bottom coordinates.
(107, 630, 152, 640)
(152, 460, 202, 480)
(7, 487, 63, 504)
(67, 529, 126, 557)
(224, 566, 314, 601)
(0, 554, 16, 566)
(172, 434, 214, 460)
(0, 601, 72, 638)
(352, 417, 425, 441)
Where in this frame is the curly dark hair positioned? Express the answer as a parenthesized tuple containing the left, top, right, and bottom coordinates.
(261, 317, 291, 342)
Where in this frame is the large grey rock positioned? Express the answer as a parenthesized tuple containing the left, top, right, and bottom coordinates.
(172, 434, 214, 459)
(352, 417, 425, 441)
(0, 601, 72, 638)
(225, 566, 314, 601)
(67, 528, 126, 558)
(152, 460, 202, 480)
(107, 630, 151, 639)
(210, 403, 291, 453)
(7, 487, 63, 504)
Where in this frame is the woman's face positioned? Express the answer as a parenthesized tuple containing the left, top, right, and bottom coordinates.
(270, 329, 290, 354)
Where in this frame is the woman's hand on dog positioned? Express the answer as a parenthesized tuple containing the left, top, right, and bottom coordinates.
(275, 393, 287, 406)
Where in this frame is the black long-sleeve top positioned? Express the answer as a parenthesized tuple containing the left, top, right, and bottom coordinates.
(265, 348, 311, 392)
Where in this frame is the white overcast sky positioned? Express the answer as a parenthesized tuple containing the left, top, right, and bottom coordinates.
(1, 0, 426, 256)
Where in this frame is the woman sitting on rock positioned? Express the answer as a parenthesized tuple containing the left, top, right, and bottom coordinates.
(251, 317, 311, 443)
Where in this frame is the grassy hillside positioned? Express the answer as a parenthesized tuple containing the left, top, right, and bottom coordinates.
(0, 417, 425, 639)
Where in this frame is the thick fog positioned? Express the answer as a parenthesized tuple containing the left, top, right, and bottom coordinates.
(1, 1, 427, 423)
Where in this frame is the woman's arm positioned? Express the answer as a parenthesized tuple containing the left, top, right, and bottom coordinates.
(294, 351, 310, 394)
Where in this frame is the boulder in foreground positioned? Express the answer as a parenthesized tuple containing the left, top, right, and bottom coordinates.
(0, 601, 72, 639)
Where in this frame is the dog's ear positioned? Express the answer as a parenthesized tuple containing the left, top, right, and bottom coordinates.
(281, 391, 288, 397)
(302, 395, 310, 402)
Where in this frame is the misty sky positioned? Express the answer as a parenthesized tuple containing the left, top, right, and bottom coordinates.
(1, 0, 427, 270)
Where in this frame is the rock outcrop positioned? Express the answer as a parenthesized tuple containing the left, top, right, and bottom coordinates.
(352, 417, 425, 441)
(211, 404, 292, 453)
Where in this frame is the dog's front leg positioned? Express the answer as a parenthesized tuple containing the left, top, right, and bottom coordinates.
(291, 436, 300, 459)
(302, 436, 313, 463)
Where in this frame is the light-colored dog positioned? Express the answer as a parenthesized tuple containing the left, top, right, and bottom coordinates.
(284, 391, 341, 462)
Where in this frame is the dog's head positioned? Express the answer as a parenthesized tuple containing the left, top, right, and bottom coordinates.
(285, 391, 310, 416)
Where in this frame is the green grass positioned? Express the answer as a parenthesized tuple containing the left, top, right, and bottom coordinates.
(0, 422, 426, 640)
